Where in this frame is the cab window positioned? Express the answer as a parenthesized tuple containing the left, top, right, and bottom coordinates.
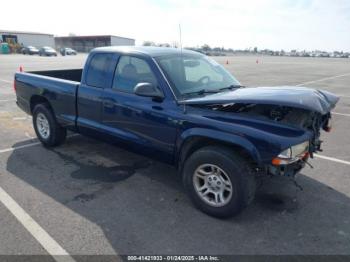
(112, 56, 157, 93)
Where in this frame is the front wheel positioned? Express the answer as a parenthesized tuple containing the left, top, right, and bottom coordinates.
(32, 104, 67, 147)
(183, 146, 256, 218)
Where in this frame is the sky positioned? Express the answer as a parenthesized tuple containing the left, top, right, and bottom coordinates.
(1, 0, 350, 51)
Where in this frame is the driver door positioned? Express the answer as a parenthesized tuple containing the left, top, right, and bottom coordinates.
(101, 55, 177, 162)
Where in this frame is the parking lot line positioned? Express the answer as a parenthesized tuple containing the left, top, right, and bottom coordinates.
(337, 95, 350, 98)
(296, 72, 350, 86)
(0, 186, 75, 261)
(333, 112, 350, 117)
(12, 117, 28, 121)
(314, 154, 350, 166)
(0, 134, 78, 154)
(1, 135, 349, 168)
(0, 99, 16, 102)
(0, 79, 12, 84)
(0, 141, 41, 154)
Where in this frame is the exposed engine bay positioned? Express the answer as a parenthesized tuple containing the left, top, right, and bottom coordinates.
(198, 103, 332, 156)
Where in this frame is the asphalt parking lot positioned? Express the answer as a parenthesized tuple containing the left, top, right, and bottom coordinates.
(0, 54, 349, 258)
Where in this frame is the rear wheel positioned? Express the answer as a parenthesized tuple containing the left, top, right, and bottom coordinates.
(183, 146, 256, 218)
(32, 104, 66, 147)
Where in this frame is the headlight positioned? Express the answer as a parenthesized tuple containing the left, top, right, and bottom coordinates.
(278, 148, 292, 159)
(273, 141, 309, 165)
(291, 141, 309, 157)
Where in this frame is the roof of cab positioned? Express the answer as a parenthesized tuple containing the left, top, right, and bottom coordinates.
(92, 46, 201, 57)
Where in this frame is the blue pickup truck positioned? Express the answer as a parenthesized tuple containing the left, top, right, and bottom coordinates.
(15, 46, 339, 217)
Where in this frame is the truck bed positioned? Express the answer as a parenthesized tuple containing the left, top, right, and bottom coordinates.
(15, 69, 81, 130)
(28, 69, 82, 82)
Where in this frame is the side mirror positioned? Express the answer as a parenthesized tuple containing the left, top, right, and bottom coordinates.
(134, 82, 164, 100)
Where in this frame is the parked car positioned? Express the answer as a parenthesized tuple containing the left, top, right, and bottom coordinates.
(21, 46, 39, 55)
(60, 47, 77, 56)
(39, 46, 57, 56)
(14, 46, 339, 218)
(319, 52, 330, 58)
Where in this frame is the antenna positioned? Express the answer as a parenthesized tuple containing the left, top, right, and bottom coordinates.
(179, 23, 183, 53)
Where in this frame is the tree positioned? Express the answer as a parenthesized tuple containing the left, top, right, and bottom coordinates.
(158, 43, 171, 47)
(143, 41, 156, 46)
(201, 44, 211, 52)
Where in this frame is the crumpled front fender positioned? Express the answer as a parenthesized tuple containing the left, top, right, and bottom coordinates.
(176, 128, 262, 165)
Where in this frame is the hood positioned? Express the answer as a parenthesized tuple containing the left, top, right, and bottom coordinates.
(182, 86, 339, 115)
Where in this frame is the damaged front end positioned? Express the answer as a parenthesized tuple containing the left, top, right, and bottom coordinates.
(182, 86, 339, 177)
(207, 103, 332, 154)
(201, 103, 333, 176)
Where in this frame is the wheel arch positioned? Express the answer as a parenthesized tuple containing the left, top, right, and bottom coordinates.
(176, 128, 262, 173)
(30, 95, 53, 114)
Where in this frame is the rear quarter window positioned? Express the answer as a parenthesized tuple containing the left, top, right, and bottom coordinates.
(86, 53, 114, 88)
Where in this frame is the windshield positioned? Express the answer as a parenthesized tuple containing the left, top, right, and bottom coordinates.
(155, 53, 241, 99)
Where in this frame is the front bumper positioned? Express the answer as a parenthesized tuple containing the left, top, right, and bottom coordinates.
(268, 159, 306, 177)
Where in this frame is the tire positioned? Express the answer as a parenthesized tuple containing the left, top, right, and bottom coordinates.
(183, 146, 256, 218)
(32, 104, 67, 147)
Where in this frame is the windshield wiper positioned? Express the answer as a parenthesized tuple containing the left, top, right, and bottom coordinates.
(182, 89, 219, 97)
(219, 84, 245, 91)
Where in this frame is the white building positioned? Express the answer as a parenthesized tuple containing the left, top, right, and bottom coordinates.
(0, 30, 54, 47)
(110, 35, 135, 46)
(55, 35, 135, 52)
